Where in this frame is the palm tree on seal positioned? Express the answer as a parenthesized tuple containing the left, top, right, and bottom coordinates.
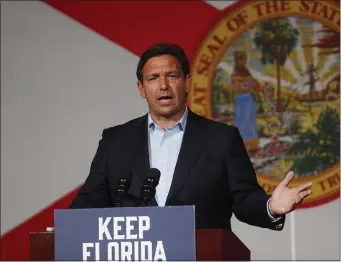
(253, 18, 299, 112)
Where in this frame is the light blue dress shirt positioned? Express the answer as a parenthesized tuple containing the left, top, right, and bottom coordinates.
(147, 107, 188, 207)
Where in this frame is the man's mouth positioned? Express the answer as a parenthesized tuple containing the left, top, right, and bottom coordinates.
(157, 96, 173, 101)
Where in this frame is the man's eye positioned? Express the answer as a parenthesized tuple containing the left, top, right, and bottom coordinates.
(169, 74, 178, 78)
(148, 76, 158, 81)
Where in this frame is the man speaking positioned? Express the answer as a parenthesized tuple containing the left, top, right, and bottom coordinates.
(69, 43, 312, 231)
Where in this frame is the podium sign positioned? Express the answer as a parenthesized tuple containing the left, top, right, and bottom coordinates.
(54, 206, 196, 261)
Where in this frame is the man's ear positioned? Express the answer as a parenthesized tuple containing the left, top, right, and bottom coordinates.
(185, 75, 192, 94)
(137, 80, 146, 98)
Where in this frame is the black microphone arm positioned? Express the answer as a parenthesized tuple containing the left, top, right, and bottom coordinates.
(113, 174, 132, 207)
(139, 168, 161, 207)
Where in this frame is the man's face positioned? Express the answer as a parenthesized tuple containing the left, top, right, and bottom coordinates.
(137, 55, 191, 118)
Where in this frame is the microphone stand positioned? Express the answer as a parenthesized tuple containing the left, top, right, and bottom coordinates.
(113, 177, 131, 207)
(139, 177, 158, 207)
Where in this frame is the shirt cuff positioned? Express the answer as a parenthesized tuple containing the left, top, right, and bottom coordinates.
(267, 198, 282, 222)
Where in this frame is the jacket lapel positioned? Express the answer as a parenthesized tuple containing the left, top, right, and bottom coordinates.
(129, 115, 157, 206)
(165, 110, 206, 205)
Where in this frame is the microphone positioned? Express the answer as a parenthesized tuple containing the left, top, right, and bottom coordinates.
(113, 174, 132, 207)
(139, 168, 161, 207)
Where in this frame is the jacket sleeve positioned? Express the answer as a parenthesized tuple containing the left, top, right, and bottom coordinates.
(69, 129, 113, 208)
(226, 126, 285, 230)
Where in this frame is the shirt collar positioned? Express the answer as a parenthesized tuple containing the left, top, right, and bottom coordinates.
(148, 106, 188, 131)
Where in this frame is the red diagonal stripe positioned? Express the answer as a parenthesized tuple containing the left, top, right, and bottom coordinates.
(43, 0, 220, 61)
(1, 188, 80, 260)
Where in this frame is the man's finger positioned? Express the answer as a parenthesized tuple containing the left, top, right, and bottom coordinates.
(298, 190, 312, 200)
(297, 182, 313, 192)
(280, 171, 295, 187)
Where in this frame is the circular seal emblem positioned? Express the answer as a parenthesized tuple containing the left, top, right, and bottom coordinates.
(188, 0, 340, 208)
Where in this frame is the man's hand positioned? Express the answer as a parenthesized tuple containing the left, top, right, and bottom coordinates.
(269, 171, 312, 216)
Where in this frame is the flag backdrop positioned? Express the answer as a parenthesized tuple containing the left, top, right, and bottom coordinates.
(1, 1, 339, 260)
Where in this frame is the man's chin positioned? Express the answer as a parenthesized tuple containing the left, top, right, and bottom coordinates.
(155, 108, 181, 119)
(157, 111, 177, 119)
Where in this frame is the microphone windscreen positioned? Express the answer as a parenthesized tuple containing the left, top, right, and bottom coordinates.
(116, 173, 132, 187)
(148, 168, 161, 184)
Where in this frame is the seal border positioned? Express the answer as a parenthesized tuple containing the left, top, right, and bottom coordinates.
(188, 0, 340, 209)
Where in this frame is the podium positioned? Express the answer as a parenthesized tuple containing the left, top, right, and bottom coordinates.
(29, 229, 250, 261)
(29, 206, 250, 260)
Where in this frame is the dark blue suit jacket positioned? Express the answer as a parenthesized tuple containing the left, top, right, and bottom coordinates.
(69, 109, 285, 230)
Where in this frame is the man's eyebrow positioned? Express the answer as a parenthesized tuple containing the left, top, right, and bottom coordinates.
(145, 70, 180, 76)
(144, 73, 159, 77)
(167, 70, 180, 74)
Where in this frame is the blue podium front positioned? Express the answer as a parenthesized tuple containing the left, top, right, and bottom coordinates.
(54, 206, 196, 261)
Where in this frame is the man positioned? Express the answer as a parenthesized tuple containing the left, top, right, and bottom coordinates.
(69, 43, 312, 230)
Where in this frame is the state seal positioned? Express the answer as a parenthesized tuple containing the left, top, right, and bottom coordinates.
(188, 0, 340, 208)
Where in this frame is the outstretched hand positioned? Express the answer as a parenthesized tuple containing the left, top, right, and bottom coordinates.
(269, 171, 312, 216)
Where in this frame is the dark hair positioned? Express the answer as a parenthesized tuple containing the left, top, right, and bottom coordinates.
(136, 43, 190, 82)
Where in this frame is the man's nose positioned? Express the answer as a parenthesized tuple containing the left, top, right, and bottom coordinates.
(159, 76, 169, 89)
